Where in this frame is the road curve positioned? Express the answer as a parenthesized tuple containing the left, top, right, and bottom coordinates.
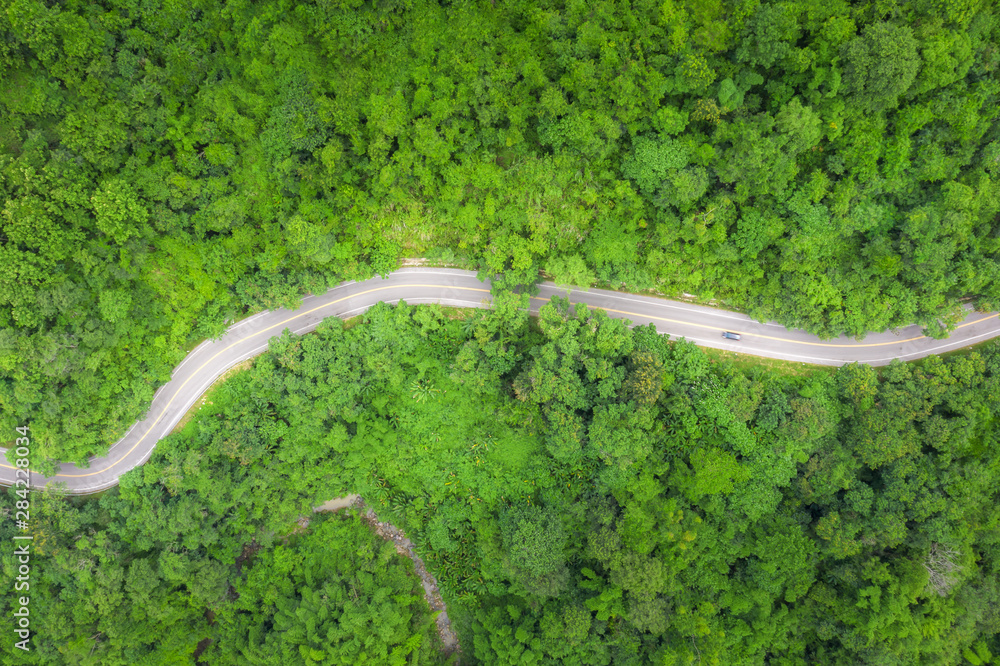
(3, 267, 1000, 494)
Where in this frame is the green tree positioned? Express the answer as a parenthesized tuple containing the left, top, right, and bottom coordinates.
(839, 22, 922, 114)
(500, 505, 570, 600)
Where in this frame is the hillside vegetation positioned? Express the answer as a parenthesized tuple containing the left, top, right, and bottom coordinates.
(3, 301, 1000, 663)
(2, 0, 1000, 462)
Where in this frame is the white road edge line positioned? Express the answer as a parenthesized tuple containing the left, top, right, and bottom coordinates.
(5, 269, 1000, 493)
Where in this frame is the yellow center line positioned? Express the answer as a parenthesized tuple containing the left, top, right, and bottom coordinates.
(745, 313, 1000, 346)
(532, 298, 999, 348)
(4, 285, 490, 479)
(5, 284, 998, 482)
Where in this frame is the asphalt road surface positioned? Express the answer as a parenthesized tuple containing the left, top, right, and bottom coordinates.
(3, 268, 999, 494)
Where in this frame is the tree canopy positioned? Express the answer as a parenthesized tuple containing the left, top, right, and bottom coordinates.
(3, 0, 1000, 661)
(2, 0, 1000, 466)
(3, 301, 1000, 663)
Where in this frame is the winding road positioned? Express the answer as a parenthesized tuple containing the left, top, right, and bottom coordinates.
(3, 267, 1000, 494)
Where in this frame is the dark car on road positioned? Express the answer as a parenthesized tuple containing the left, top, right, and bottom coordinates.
(722, 331, 741, 340)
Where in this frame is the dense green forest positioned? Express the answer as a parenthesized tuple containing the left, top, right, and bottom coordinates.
(3, 0, 1000, 663)
(3, 300, 1000, 664)
(2, 0, 1000, 464)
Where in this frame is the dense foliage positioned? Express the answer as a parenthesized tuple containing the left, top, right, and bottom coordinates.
(0, 496, 443, 666)
(216, 515, 441, 665)
(3, 0, 1000, 464)
(3, 301, 1000, 664)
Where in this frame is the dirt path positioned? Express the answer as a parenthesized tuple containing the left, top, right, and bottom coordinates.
(312, 494, 360, 513)
(313, 496, 461, 661)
